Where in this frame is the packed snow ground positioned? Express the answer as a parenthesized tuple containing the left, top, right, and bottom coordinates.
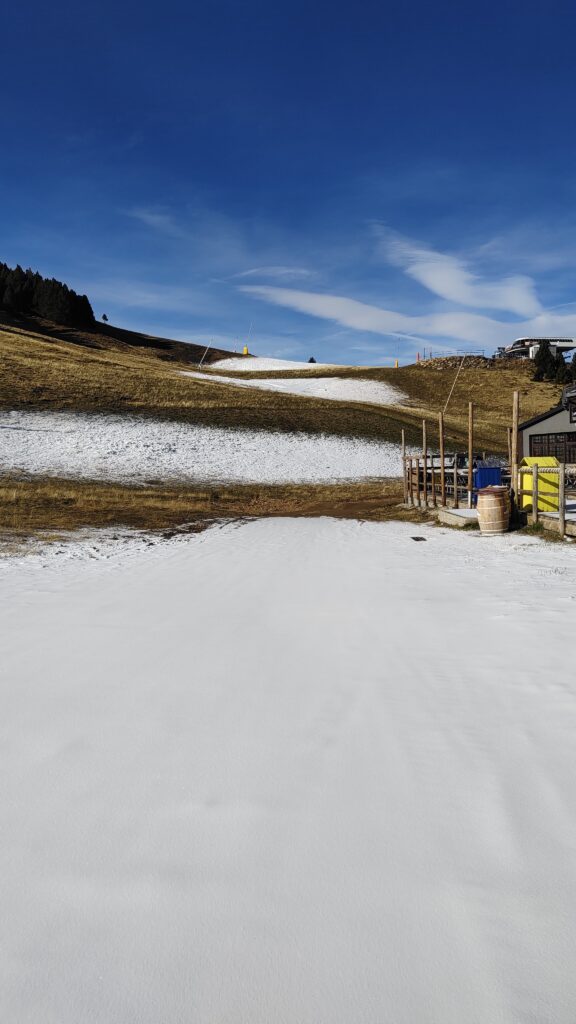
(2, 518, 576, 1023)
(184, 369, 406, 405)
(0, 410, 403, 483)
(210, 355, 337, 371)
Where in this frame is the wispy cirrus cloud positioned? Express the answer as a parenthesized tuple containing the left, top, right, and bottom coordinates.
(231, 266, 315, 281)
(240, 284, 576, 349)
(376, 227, 542, 317)
(87, 279, 213, 313)
(124, 206, 188, 238)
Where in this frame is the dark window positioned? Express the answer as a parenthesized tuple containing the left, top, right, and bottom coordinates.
(530, 431, 576, 463)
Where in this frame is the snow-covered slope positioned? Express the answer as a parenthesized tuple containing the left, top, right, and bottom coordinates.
(184, 369, 406, 405)
(0, 410, 403, 482)
(2, 519, 576, 1023)
(210, 355, 336, 371)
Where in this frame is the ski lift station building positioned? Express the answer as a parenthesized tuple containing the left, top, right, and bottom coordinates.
(497, 337, 576, 360)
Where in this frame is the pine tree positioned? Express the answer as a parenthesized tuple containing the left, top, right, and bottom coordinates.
(554, 353, 569, 384)
(533, 340, 556, 381)
(0, 261, 95, 326)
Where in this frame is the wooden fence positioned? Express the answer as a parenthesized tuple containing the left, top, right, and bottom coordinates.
(403, 456, 575, 537)
(514, 463, 576, 537)
(400, 393, 575, 538)
(403, 455, 501, 511)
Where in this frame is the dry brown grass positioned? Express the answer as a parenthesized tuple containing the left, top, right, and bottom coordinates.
(0, 320, 563, 538)
(0, 476, 425, 540)
(206, 357, 561, 451)
(0, 321, 419, 443)
(1, 319, 561, 451)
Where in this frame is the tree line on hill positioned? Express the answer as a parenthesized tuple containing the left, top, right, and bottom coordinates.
(0, 262, 95, 327)
(533, 339, 576, 384)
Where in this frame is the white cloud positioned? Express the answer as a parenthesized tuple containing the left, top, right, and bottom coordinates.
(87, 280, 211, 313)
(125, 207, 188, 238)
(377, 228, 542, 317)
(231, 266, 314, 280)
(240, 285, 576, 349)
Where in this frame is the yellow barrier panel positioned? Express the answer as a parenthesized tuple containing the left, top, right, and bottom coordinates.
(519, 456, 560, 512)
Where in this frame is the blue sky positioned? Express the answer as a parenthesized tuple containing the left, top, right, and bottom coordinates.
(3, 0, 576, 364)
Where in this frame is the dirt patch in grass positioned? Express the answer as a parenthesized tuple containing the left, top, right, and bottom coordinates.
(0, 476, 432, 540)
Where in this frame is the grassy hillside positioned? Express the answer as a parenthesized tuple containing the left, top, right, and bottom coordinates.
(209, 357, 561, 451)
(0, 319, 419, 444)
(0, 316, 563, 539)
(0, 316, 561, 451)
(0, 310, 236, 364)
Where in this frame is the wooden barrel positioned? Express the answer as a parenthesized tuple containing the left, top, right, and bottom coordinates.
(477, 486, 510, 535)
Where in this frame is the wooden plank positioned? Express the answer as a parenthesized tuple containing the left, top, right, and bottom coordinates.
(512, 390, 519, 514)
(559, 467, 566, 538)
(439, 411, 446, 507)
(468, 402, 474, 509)
(532, 464, 539, 525)
(415, 457, 420, 508)
(453, 459, 459, 509)
(422, 419, 427, 509)
(407, 457, 413, 506)
(401, 430, 407, 504)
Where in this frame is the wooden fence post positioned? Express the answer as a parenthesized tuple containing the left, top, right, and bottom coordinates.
(512, 391, 519, 514)
(439, 411, 446, 507)
(559, 467, 566, 538)
(401, 430, 407, 504)
(431, 456, 437, 507)
(422, 419, 428, 508)
(453, 459, 459, 509)
(532, 464, 539, 525)
(468, 402, 474, 509)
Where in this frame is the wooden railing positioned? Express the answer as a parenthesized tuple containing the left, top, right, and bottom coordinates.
(403, 456, 491, 511)
(514, 464, 576, 538)
(403, 457, 576, 538)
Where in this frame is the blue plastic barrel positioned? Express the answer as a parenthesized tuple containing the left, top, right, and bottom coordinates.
(473, 465, 502, 503)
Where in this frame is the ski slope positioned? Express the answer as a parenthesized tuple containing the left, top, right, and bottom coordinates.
(0, 410, 403, 483)
(210, 355, 337, 371)
(2, 518, 576, 1023)
(183, 369, 406, 405)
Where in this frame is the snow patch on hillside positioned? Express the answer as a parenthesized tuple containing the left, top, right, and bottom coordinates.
(0, 410, 402, 483)
(184, 370, 406, 405)
(210, 355, 336, 371)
